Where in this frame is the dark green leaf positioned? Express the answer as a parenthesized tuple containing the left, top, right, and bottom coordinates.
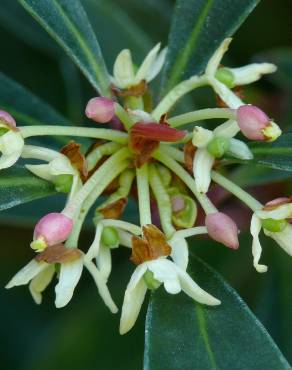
(19, 0, 110, 96)
(161, 0, 260, 94)
(0, 166, 56, 211)
(144, 255, 290, 370)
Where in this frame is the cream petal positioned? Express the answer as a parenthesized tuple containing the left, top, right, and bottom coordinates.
(231, 63, 277, 85)
(192, 126, 213, 148)
(119, 264, 148, 335)
(209, 77, 242, 109)
(84, 259, 118, 313)
(146, 47, 167, 82)
(173, 264, 221, 305)
(265, 224, 292, 257)
(205, 38, 232, 76)
(55, 258, 83, 308)
(113, 49, 135, 88)
(29, 264, 55, 304)
(6, 260, 49, 289)
(0, 131, 24, 155)
(250, 214, 268, 273)
(147, 259, 181, 294)
(0, 151, 22, 170)
(227, 138, 253, 160)
(118, 229, 132, 248)
(26, 164, 53, 181)
(168, 236, 189, 271)
(96, 245, 112, 282)
(49, 156, 76, 176)
(134, 43, 161, 83)
(193, 148, 214, 193)
(85, 223, 103, 261)
(257, 204, 292, 220)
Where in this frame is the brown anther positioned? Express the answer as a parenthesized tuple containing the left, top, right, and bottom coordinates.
(130, 224, 171, 265)
(61, 141, 88, 182)
(98, 197, 128, 219)
(111, 80, 148, 98)
(184, 140, 196, 173)
(35, 244, 82, 264)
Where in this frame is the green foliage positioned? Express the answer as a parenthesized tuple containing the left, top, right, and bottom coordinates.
(19, 0, 111, 96)
(0, 166, 56, 211)
(144, 254, 291, 370)
(160, 0, 261, 94)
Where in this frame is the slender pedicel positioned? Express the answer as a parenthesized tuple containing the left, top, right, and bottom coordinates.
(136, 163, 152, 226)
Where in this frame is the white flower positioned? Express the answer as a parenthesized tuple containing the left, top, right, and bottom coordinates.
(0, 129, 24, 170)
(112, 43, 167, 89)
(119, 258, 220, 334)
(6, 257, 83, 307)
(192, 126, 252, 193)
(6, 249, 118, 313)
(250, 205, 292, 273)
(26, 154, 82, 201)
(224, 63, 277, 86)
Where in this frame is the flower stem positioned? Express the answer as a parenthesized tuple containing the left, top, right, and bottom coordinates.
(160, 145, 184, 163)
(211, 170, 262, 211)
(114, 103, 134, 130)
(173, 226, 208, 239)
(21, 145, 61, 162)
(136, 163, 152, 226)
(149, 164, 176, 238)
(154, 149, 217, 214)
(86, 142, 123, 171)
(20, 125, 128, 144)
(168, 108, 235, 127)
(152, 75, 207, 120)
(63, 148, 131, 219)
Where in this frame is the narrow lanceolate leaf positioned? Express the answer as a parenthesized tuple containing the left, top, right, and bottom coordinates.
(144, 254, 290, 370)
(19, 0, 111, 96)
(0, 72, 70, 127)
(161, 0, 260, 94)
(0, 166, 56, 211)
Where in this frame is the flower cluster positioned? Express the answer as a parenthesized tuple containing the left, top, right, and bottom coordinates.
(4, 39, 288, 334)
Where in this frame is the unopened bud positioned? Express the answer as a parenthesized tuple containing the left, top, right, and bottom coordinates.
(205, 212, 239, 249)
(101, 226, 120, 248)
(172, 195, 197, 228)
(85, 97, 115, 123)
(0, 110, 16, 128)
(237, 105, 281, 142)
(143, 270, 161, 290)
(207, 136, 230, 158)
(31, 213, 73, 250)
(261, 218, 287, 233)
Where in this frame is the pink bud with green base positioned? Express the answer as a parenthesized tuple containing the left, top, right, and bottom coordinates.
(205, 212, 239, 249)
(85, 97, 115, 123)
(237, 105, 281, 142)
(31, 213, 73, 251)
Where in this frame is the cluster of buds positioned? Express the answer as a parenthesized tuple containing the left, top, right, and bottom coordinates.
(3, 39, 288, 334)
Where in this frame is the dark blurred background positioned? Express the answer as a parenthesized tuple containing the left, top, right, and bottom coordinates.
(0, 1, 292, 369)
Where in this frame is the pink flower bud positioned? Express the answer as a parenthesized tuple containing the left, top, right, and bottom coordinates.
(32, 213, 73, 249)
(205, 212, 239, 249)
(237, 105, 269, 141)
(85, 97, 115, 123)
(0, 110, 17, 129)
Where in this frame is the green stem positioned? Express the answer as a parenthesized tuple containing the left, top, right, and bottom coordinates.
(21, 145, 61, 162)
(173, 226, 207, 239)
(153, 149, 217, 214)
(114, 103, 134, 130)
(20, 125, 128, 144)
(136, 163, 151, 226)
(160, 145, 184, 163)
(86, 142, 123, 171)
(149, 164, 176, 238)
(63, 148, 131, 219)
(65, 159, 130, 247)
(152, 75, 207, 120)
(211, 170, 262, 211)
(168, 108, 235, 127)
(125, 96, 144, 110)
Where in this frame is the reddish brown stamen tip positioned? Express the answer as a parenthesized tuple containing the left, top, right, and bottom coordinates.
(131, 122, 186, 142)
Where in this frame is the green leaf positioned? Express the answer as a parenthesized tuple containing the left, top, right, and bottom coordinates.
(161, 0, 260, 93)
(144, 254, 290, 370)
(19, 0, 110, 96)
(0, 166, 56, 211)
